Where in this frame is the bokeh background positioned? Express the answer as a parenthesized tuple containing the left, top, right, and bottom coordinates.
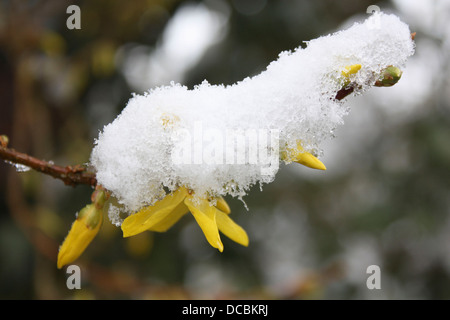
(1, 0, 449, 299)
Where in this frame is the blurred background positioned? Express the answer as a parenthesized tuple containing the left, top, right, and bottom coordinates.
(0, 0, 449, 299)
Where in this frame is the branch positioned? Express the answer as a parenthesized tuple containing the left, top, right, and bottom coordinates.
(0, 135, 97, 187)
(1, 63, 407, 187)
(335, 86, 354, 101)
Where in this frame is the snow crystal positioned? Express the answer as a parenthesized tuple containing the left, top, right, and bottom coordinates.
(90, 12, 415, 215)
(5, 160, 31, 173)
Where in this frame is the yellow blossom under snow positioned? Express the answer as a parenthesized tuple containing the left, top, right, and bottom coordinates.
(121, 187, 248, 252)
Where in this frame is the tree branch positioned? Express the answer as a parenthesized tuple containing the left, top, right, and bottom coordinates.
(0, 135, 97, 187)
(1, 62, 406, 188)
(335, 86, 354, 101)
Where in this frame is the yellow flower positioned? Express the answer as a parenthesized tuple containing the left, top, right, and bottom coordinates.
(339, 64, 362, 88)
(341, 64, 362, 78)
(57, 187, 108, 269)
(57, 204, 103, 269)
(121, 187, 248, 252)
(281, 140, 326, 171)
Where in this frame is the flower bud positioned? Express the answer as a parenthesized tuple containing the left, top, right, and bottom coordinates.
(57, 203, 103, 269)
(375, 66, 402, 87)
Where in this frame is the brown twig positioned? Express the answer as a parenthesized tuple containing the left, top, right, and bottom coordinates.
(335, 86, 355, 101)
(0, 135, 97, 187)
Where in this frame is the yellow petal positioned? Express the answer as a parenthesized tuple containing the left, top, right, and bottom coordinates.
(121, 187, 189, 238)
(282, 141, 326, 170)
(150, 202, 189, 232)
(215, 209, 249, 247)
(185, 197, 224, 252)
(341, 64, 361, 78)
(57, 205, 103, 269)
(295, 152, 327, 170)
(215, 196, 231, 214)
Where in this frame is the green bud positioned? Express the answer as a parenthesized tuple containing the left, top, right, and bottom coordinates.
(91, 187, 109, 210)
(77, 204, 102, 229)
(375, 66, 402, 87)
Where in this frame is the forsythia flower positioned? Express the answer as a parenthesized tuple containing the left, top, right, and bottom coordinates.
(281, 140, 327, 171)
(57, 187, 108, 268)
(121, 187, 248, 252)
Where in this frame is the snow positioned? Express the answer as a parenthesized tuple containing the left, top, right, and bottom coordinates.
(90, 12, 415, 218)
